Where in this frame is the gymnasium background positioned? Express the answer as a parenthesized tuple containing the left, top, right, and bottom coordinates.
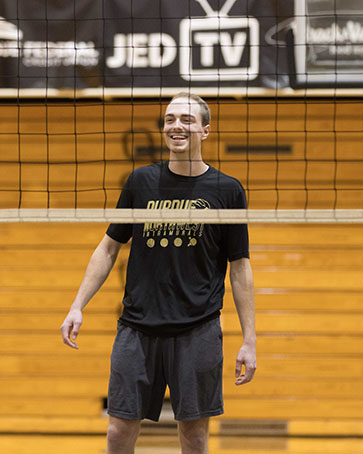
(0, 0, 363, 452)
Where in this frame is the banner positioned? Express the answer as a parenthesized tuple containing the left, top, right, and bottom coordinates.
(0, 0, 361, 95)
(294, 0, 363, 86)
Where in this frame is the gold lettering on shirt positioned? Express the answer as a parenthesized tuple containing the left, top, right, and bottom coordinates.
(143, 198, 210, 248)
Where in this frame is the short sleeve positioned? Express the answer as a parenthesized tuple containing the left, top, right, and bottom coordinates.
(223, 182, 250, 261)
(106, 173, 134, 244)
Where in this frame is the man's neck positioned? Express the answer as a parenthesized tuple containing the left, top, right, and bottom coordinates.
(168, 158, 209, 177)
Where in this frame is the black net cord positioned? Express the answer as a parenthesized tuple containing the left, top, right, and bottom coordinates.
(102, 0, 108, 209)
(16, 0, 21, 209)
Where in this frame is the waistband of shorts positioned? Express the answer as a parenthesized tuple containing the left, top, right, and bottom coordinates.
(119, 311, 220, 338)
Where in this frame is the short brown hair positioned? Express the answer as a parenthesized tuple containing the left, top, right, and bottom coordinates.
(170, 92, 211, 126)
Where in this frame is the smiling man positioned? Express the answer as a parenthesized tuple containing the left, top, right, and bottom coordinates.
(60, 93, 256, 454)
(163, 93, 210, 175)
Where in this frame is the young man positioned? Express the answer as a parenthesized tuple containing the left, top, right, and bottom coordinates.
(61, 93, 256, 454)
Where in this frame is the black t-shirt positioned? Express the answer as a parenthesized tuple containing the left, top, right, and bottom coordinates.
(106, 161, 249, 336)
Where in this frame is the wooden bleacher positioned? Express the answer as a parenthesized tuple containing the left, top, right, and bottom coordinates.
(0, 100, 362, 436)
(0, 223, 362, 436)
(1, 99, 362, 209)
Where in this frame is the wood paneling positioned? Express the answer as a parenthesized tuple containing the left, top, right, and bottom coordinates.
(224, 397, 363, 419)
(2, 433, 363, 454)
(1, 98, 363, 436)
(1, 99, 362, 209)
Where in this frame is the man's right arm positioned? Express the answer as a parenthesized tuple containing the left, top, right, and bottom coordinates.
(60, 234, 122, 349)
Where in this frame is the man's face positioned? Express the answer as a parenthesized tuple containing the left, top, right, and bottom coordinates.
(163, 97, 209, 155)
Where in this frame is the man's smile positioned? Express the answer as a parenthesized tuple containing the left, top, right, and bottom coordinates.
(169, 134, 188, 142)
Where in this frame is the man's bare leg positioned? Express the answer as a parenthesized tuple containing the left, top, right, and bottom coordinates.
(178, 418, 209, 454)
(107, 416, 141, 454)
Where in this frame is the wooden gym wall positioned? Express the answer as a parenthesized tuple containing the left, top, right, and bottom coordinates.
(0, 99, 362, 436)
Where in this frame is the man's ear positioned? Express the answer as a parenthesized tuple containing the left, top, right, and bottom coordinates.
(202, 124, 210, 141)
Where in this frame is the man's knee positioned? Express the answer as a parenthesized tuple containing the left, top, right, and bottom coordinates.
(178, 418, 209, 453)
(107, 416, 140, 447)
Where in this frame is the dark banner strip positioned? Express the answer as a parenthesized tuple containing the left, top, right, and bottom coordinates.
(0, 0, 362, 94)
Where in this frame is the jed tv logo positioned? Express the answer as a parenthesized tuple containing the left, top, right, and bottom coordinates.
(180, 0, 259, 81)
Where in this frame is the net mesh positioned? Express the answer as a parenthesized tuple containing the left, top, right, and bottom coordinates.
(0, 1, 362, 223)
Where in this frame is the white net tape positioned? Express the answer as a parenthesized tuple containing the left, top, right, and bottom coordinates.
(1, 209, 363, 223)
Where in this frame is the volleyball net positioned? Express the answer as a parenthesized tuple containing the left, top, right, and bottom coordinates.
(0, 1, 363, 224)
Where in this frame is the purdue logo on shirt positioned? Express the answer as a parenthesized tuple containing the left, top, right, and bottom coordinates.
(143, 198, 210, 248)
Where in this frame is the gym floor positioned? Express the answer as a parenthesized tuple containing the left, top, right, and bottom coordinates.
(2, 433, 363, 454)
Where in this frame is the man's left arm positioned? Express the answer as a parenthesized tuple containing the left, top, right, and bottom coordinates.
(229, 257, 257, 385)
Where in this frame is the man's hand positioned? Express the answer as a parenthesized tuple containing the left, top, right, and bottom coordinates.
(60, 309, 83, 349)
(235, 344, 256, 385)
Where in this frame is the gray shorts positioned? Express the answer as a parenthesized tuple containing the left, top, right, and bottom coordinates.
(107, 317, 224, 422)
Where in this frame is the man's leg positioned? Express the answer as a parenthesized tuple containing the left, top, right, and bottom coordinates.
(178, 418, 209, 454)
(107, 416, 141, 454)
